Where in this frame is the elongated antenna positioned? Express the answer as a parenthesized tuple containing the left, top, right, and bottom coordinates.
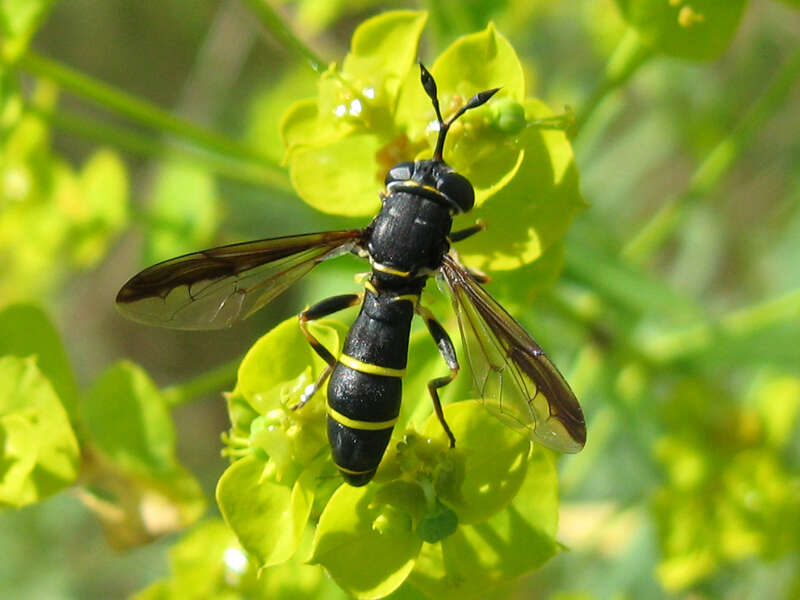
(419, 63, 500, 162)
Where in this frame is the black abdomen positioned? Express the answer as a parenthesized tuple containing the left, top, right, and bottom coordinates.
(326, 290, 416, 485)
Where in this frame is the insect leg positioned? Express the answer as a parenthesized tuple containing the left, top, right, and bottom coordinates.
(416, 304, 458, 448)
(449, 219, 486, 242)
(293, 293, 362, 410)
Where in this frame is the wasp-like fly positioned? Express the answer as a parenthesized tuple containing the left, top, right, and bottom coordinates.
(117, 64, 586, 486)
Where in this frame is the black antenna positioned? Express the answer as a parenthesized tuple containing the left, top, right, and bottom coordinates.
(419, 63, 500, 162)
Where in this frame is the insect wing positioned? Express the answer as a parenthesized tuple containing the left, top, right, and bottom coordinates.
(116, 229, 363, 330)
(440, 254, 586, 453)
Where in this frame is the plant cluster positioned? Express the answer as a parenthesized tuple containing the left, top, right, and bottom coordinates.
(1, 1, 799, 599)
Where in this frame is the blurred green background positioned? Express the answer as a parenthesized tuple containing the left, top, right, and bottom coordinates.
(1, 0, 799, 598)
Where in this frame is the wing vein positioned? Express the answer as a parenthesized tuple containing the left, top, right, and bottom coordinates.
(116, 230, 363, 330)
(440, 253, 586, 453)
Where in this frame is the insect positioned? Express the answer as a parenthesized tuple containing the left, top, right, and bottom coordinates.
(116, 64, 586, 486)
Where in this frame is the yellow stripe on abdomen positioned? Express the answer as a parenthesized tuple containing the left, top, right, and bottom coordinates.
(334, 463, 376, 475)
(338, 353, 406, 378)
(327, 402, 398, 431)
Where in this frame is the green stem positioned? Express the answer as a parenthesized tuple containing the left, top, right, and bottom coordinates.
(34, 104, 292, 190)
(574, 27, 651, 136)
(39, 104, 166, 156)
(643, 288, 800, 363)
(162, 356, 241, 407)
(18, 51, 286, 180)
(241, 0, 326, 74)
(623, 45, 800, 262)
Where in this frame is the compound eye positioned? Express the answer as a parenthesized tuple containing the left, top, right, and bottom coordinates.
(385, 162, 415, 186)
(436, 171, 474, 213)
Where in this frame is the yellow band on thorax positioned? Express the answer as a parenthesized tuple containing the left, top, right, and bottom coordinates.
(327, 402, 398, 431)
(338, 353, 406, 378)
(387, 180, 441, 196)
(370, 259, 412, 278)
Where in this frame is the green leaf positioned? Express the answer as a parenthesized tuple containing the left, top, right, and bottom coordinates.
(3, 109, 51, 164)
(456, 99, 585, 272)
(1, 115, 128, 300)
(310, 483, 423, 599)
(235, 315, 342, 412)
(0, 112, 74, 302)
(396, 23, 526, 206)
(225, 390, 260, 438)
(144, 160, 219, 265)
(309, 11, 427, 143)
(374, 479, 428, 523)
(282, 18, 554, 231)
(134, 519, 347, 600)
(0, 303, 78, 419)
(421, 401, 530, 524)
(79, 455, 206, 551)
(132, 519, 244, 599)
(216, 455, 313, 568)
(397, 22, 525, 137)
(429, 21, 525, 102)
(284, 11, 429, 217)
(281, 97, 327, 155)
(408, 445, 560, 600)
(247, 68, 318, 164)
(69, 148, 129, 266)
(613, 0, 748, 60)
(79, 361, 205, 547)
(488, 241, 565, 311)
(0, 0, 57, 61)
(289, 133, 384, 216)
(342, 10, 428, 105)
(82, 361, 176, 474)
(0, 356, 79, 508)
(226, 315, 343, 485)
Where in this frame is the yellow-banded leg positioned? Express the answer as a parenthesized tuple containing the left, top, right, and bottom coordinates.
(416, 304, 459, 448)
(293, 293, 362, 410)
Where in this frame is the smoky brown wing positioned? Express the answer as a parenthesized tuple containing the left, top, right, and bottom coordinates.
(440, 253, 586, 453)
(116, 229, 364, 330)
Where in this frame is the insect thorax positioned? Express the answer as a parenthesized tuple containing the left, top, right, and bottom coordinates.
(367, 189, 452, 283)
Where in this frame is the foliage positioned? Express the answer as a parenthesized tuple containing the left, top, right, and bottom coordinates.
(613, 0, 748, 60)
(215, 15, 575, 597)
(0, 354, 78, 507)
(217, 313, 559, 598)
(1, 0, 799, 599)
(0, 303, 206, 547)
